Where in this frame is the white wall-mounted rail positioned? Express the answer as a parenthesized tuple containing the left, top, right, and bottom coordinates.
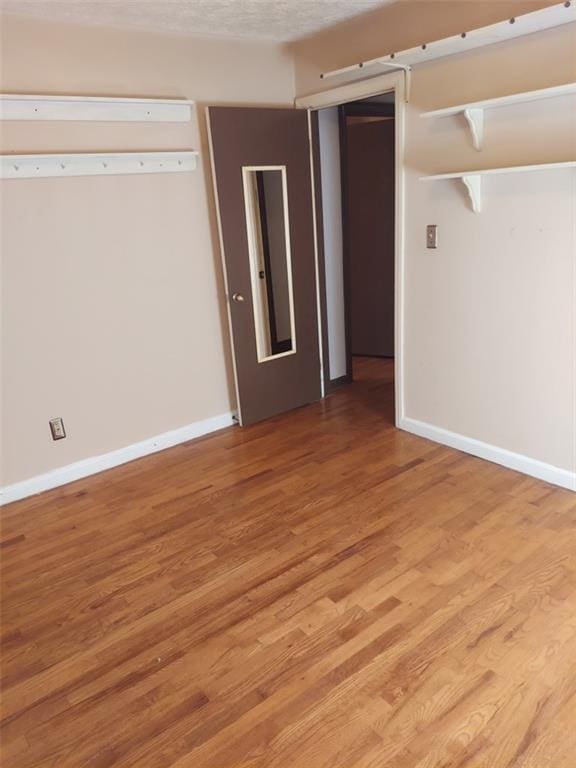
(0, 94, 194, 122)
(0, 151, 199, 179)
(420, 160, 576, 213)
(321, 2, 575, 80)
(421, 82, 576, 150)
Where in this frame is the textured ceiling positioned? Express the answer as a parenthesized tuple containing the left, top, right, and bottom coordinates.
(0, 0, 395, 41)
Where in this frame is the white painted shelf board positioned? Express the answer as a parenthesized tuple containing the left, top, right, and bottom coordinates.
(0, 151, 199, 179)
(421, 82, 576, 119)
(0, 94, 194, 122)
(321, 2, 576, 80)
(421, 83, 576, 149)
(421, 161, 576, 180)
(420, 160, 576, 213)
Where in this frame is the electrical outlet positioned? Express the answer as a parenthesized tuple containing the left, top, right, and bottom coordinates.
(49, 417, 66, 441)
(426, 224, 438, 249)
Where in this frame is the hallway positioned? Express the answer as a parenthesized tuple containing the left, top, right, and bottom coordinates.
(2, 358, 575, 767)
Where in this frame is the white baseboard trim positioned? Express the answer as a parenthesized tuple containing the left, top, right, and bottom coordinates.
(1, 412, 235, 506)
(399, 416, 575, 492)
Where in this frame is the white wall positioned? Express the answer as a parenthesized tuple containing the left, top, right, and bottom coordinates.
(295, 3, 576, 484)
(0, 13, 295, 489)
(2, 3, 574, 498)
(404, 82, 575, 473)
(318, 107, 347, 381)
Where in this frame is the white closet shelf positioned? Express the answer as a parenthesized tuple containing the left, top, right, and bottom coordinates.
(421, 83, 576, 150)
(421, 82, 576, 119)
(420, 160, 576, 213)
(0, 151, 199, 179)
(0, 94, 194, 122)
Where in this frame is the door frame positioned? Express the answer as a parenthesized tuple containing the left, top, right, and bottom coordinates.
(336, 103, 353, 388)
(296, 70, 406, 426)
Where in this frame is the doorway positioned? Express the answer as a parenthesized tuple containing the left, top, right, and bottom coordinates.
(314, 91, 397, 421)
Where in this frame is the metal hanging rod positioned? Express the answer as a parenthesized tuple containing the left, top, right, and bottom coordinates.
(320, 1, 575, 81)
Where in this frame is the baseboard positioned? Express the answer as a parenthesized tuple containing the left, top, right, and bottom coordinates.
(399, 416, 575, 492)
(4, 412, 572, 506)
(1, 412, 235, 506)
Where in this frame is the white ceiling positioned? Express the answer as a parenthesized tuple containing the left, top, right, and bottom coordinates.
(0, 0, 395, 42)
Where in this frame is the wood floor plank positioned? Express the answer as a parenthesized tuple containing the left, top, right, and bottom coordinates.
(1, 358, 575, 767)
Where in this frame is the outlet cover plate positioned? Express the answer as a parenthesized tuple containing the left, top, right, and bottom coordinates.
(427, 224, 438, 249)
(49, 417, 66, 440)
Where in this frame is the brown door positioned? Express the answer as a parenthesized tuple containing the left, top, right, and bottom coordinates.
(208, 107, 321, 425)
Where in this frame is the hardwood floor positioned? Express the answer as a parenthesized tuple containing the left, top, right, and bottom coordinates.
(2, 357, 575, 767)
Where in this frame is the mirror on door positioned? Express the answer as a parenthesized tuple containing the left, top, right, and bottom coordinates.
(242, 166, 296, 362)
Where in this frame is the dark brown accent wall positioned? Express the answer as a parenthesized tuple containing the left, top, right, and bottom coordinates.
(345, 118, 395, 358)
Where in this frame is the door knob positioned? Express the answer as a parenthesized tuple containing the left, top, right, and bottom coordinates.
(232, 293, 245, 303)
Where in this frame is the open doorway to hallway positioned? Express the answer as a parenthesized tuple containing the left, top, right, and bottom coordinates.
(315, 92, 396, 423)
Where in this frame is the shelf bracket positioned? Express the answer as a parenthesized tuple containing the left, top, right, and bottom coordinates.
(463, 108, 484, 151)
(366, 61, 412, 101)
(461, 174, 482, 213)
